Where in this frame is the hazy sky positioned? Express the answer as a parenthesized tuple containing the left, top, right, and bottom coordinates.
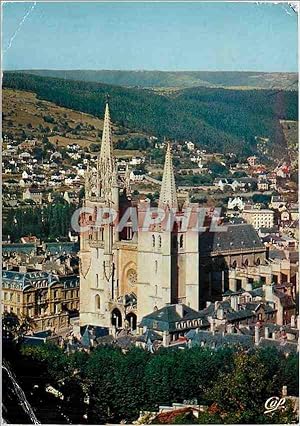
(2, 2, 298, 72)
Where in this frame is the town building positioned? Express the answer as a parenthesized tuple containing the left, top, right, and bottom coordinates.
(242, 208, 274, 230)
(23, 187, 43, 205)
(247, 156, 257, 167)
(2, 270, 79, 332)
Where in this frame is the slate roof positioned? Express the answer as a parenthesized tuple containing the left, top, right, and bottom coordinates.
(139, 304, 209, 332)
(264, 323, 299, 338)
(21, 336, 46, 347)
(60, 275, 80, 289)
(80, 325, 109, 342)
(2, 243, 36, 255)
(45, 242, 79, 255)
(246, 287, 264, 298)
(136, 329, 163, 343)
(269, 251, 287, 261)
(2, 270, 59, 290)
(199, 224, 264, 255)
(226, 308, 255, 321)
(186, 330, 253, 349)
(259, 227, 279, 234)
(258, 338, 298, 354)
(245, 302, 276, 314)
(273, 290, 296, 308)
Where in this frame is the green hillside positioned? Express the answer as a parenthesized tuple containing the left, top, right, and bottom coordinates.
(15, 69, 298, 90)
(3, 72, 298, 159)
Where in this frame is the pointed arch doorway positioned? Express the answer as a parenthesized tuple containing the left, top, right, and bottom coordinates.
(111, 308, 122, 328)
(126, 312, 137, 330)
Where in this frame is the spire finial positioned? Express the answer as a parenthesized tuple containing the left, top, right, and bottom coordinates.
(158, 140, 178, 211)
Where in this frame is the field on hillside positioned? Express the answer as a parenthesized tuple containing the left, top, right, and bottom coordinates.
(3, 72, 298, 160)
(3, 88, 148, 149)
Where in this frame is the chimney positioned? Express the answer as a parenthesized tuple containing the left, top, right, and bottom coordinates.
(162, 331, 170, 347)
(175, 304, 184, 318)
(254, 325, 260, 345)
(230, 296, 238, 311)
(263, 284, 274, 302)
(246, 282, 253, 292)
(227, 324, 234, 334)
(206, 301, 211, 308)
(264, 326, 269, 339)
(210, 319, 215, 335)
(218, 307, 224, 320)
(291, 315, 295, 328)
(282, 386, 288, 397)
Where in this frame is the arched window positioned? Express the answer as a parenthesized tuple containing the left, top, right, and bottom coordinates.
(152, 235, 155, 248)
(158, 235, 162, 249)
(231, 260, 237, 269)
(95, 294, 100, 310)
(179, 235, 184, 248)
(256, 258, 261, 266)
(244, 258, 249, 267)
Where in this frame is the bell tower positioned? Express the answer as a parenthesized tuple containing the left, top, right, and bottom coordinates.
(80, 101, 120, 327)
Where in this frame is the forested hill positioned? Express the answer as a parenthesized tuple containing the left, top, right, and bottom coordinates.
(3, 72, 298, 158)
(15, 69, 298, 90)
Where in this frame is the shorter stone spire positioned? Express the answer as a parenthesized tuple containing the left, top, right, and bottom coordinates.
(158, 142, 178, 210)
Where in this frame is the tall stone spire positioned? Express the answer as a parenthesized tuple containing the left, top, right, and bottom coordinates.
(158, 142, 178, 210)
(99, 102, 114, 166)
(97, 102, 117, 202)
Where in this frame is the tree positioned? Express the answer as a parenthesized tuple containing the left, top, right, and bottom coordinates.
(207, 350, 292, 424)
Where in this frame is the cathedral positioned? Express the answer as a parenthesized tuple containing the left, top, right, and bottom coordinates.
(79, 102, 200, 330)
(79, 103, 276, 331)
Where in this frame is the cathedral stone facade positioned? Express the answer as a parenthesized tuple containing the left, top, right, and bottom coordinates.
(79, 103, 200, 330)
(79, 103, 278, 331)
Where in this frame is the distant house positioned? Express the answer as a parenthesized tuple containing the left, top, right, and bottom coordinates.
(242, 208, 274, 230)
(129, 156, 145, 166)
(270, 195, 286, 210)
(130, 170, 145, 182)
(257, 175, 270, 191)
(64, 191, 79, 205)
(19, 178, 33, 188)
(247, 156, 257, 167)
(185, 141, 195, 151)
(227, 197, 245, 211)
(23, 187, 43, 205)
(18, 152, 31, 160)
